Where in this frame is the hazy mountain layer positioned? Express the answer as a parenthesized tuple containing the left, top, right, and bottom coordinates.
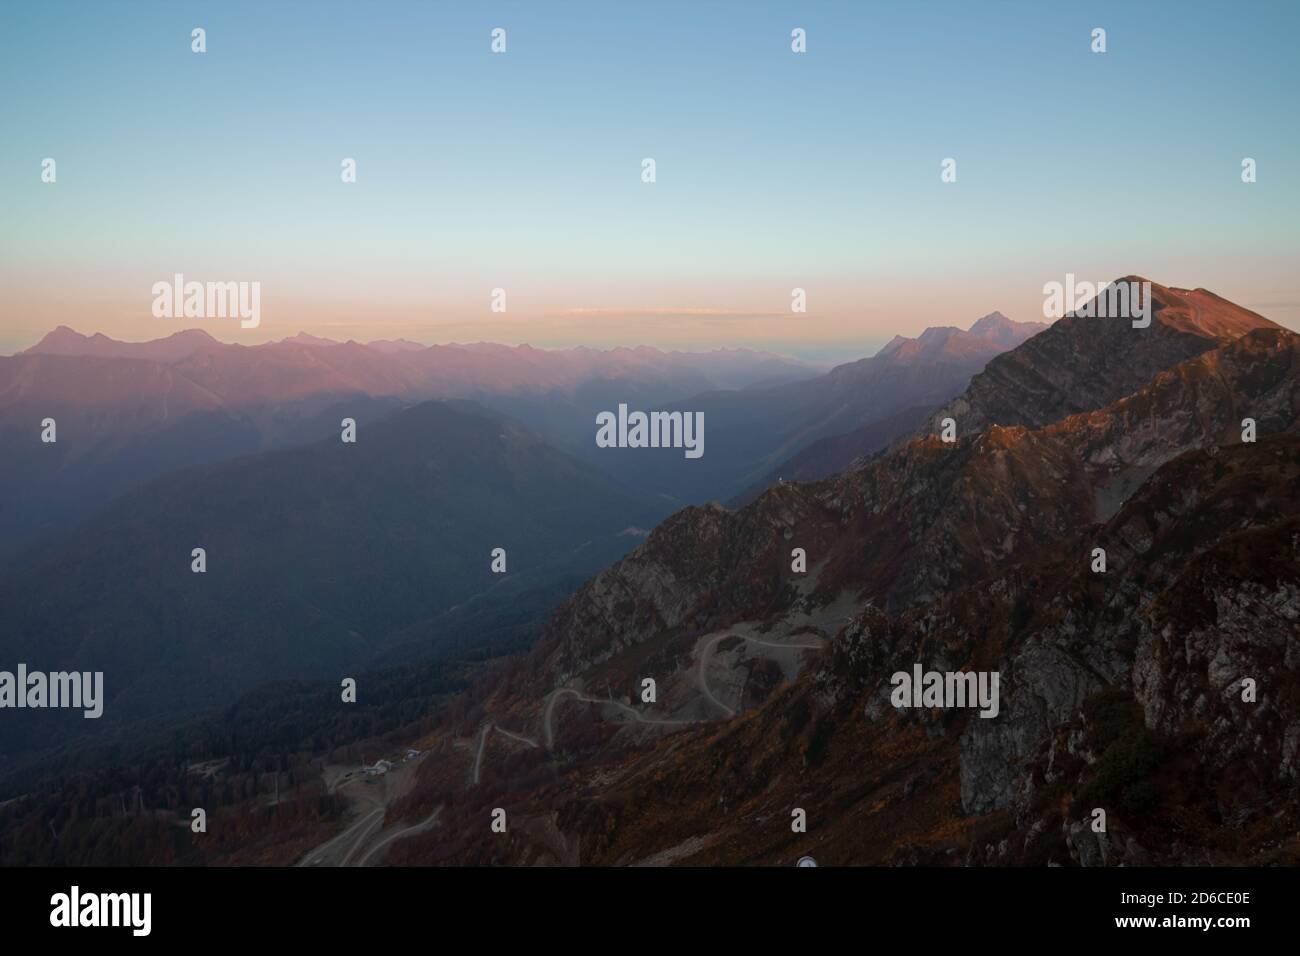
(583, 311, 1047, 504)
(0, 334, 815, 558)
(0, 401, 666, 758)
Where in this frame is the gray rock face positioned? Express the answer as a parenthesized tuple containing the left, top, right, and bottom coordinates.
(1135, 577, 1300, 781)
(1065, 819, 1111, 867)
(960, 643, 1106, 814)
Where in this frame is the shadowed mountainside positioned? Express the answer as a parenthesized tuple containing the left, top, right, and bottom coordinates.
(0, 400, 666, 758)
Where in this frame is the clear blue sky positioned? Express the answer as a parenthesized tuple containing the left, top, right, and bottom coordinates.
(2, 0, 1297, 358)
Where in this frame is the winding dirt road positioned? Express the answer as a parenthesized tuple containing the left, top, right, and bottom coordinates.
(542, 688, 697, 749)
(302, 628, 827, 865)
(472, 722, 540, 785)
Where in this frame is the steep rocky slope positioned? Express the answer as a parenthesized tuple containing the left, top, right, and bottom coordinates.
(534, 327, 1299, 682)
(383, 305, 1300, 867)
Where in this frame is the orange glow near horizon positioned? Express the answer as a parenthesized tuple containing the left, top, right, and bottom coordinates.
(7, 267, 1298, 361)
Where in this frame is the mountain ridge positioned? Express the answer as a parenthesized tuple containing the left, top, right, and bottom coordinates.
(924, 277, 1281, 440)
(376, 285, 1300, 866)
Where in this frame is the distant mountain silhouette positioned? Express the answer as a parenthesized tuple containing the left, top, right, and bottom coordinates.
(0, 334, 815, 558)
(24, 325, 220, 362)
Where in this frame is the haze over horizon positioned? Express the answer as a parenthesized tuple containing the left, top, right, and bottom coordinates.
(8, 309, 1034, 366)
(3, 0, 1298, 358)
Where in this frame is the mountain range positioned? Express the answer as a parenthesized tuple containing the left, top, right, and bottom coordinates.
(0, 313, 1039, 561)
(358, 279, 1300, 867)
(4, 277, 1293, 870)
(0, 308, 1043, 760)
(0, 333, 815, 559)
